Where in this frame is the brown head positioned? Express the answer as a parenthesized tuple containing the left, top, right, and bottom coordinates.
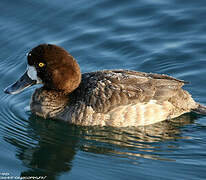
(4, 44, 81, 95)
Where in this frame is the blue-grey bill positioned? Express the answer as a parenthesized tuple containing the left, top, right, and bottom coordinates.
(4, 71, 37, 94)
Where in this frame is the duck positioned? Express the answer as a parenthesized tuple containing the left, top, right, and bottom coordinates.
(4, 44, 206, 127)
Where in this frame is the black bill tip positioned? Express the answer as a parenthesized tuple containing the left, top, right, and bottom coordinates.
(4, 85, 15, 94)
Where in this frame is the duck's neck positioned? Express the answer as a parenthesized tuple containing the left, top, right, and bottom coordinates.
(30, 87, 68, 118)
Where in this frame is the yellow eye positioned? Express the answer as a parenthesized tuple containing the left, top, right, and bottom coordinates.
(38, 62, 45, 67)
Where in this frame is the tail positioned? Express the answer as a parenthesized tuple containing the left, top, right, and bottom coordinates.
(192, 103, 206, 115)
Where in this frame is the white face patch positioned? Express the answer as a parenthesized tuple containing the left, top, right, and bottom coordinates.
(27, 65, 42, 84)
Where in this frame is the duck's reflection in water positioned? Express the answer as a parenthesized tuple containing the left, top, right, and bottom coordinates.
(4, 113, 198, 179)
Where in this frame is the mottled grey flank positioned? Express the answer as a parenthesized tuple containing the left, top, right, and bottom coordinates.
(31, 70, 200, 127)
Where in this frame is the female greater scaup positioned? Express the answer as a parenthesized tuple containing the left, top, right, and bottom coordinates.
(4, 44, 206, 126)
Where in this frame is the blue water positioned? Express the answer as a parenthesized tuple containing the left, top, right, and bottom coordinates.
(1, 0, 206, 179)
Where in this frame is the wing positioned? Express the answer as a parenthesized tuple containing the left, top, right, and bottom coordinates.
(72, 69, 186, 113)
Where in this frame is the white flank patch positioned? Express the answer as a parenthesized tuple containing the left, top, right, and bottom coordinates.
(138, 105, 146, 125)
(148, 100, 157, 104)
(27, 65, 42, 83)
